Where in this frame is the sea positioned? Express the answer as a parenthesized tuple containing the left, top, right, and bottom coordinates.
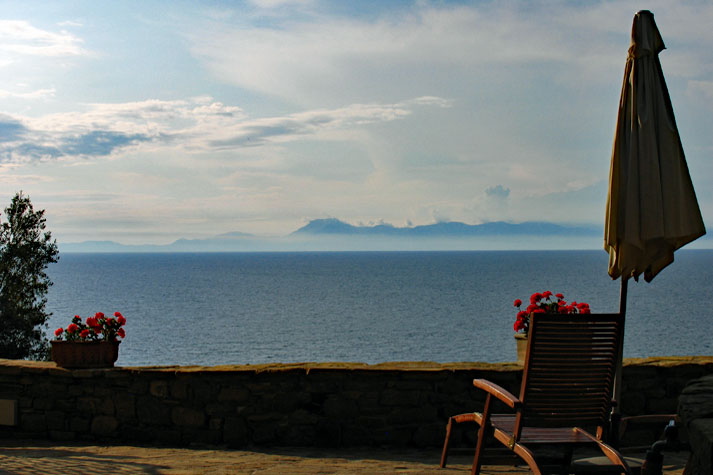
(44, 250, 713, 367)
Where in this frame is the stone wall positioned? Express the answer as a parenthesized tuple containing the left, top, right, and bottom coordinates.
(1, 356, 712, 448)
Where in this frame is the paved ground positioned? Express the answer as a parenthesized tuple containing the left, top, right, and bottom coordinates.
(0, 441, 690, 474)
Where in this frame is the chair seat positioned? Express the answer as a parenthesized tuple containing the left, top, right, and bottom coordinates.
(473, 413, 604, 445)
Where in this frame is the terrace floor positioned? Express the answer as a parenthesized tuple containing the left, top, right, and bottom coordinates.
(0, 440, 689, 474)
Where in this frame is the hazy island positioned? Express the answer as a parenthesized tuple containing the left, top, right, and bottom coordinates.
(60, 218, 612, 252)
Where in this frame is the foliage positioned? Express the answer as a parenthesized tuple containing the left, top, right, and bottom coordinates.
(55, 312, 126, 342)
(0, 192, 59, 359)
(513, 291, 590, 334)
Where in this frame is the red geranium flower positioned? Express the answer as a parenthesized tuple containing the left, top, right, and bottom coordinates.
(512, 291, 591, 334)
(53, 311, 127, 342)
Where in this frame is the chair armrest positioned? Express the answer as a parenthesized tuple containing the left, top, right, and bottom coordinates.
(473, 379, 521, 409)
(620, 414, 679, 439)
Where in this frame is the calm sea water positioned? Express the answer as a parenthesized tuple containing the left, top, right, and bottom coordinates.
(44, 250, 713, 367)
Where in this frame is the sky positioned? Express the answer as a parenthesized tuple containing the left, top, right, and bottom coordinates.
(1, 0, 711, 245)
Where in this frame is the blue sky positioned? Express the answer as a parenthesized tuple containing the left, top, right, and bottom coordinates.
(1, 0, 711, 245)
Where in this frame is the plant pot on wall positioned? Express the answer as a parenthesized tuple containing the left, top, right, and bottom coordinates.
(514, 332, 528, 364)
(51, 340, 120, 369)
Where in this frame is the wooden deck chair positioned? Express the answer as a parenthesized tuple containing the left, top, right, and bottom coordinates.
(440, 313, 631, 475)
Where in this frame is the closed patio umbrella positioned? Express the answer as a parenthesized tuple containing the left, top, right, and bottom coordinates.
(604, 10, 706, 428)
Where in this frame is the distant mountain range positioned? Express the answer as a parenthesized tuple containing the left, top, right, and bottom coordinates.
(59, 218, 609, 253)
(292, 218, 599, 237)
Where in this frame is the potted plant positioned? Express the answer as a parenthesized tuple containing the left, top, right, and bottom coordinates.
(51, 312, 126, 368)
(513, 292, 590, 363)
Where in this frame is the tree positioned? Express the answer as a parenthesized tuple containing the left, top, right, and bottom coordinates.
(0, 192, 59, 360)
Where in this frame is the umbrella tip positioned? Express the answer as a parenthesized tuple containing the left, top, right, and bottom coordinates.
(631, 10, 664, 54)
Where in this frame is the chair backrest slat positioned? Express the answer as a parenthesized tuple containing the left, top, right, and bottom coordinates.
(519, 313, 622, 428)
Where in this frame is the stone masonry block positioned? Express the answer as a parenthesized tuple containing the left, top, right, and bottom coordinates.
(114, 395, 135, 420)
(171, 380, 189, 400)
(136, 396, 171, 426)
(46, 411, 65, 431)
(205, 402, 236, 417)
(223, 416, 248, 447)
(172, 406, 205, 427)
(0, 399, 17, 427)
(217, 387, 249, 403)
(91, 415, 118, 436)
(150, 381, 169, 398)
(49, 430, 76, 441)
(209, 417, 223, 431)
(323, 396, 358, 420)
(380, 389, 420, 406)
(97, 397, 115, 416)
(192, 380, 216, 402)
(20, 413, 46, 433)
(69, 417, 90, 432)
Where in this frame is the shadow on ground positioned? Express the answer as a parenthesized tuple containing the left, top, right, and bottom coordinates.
(0, 445, 169, 474)
(0, 440, 689, 474)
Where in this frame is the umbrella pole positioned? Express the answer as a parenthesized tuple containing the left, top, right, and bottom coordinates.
(619, 276, 629, 315)
(610, 277, 629, 447)
(614, 277, 628, 404)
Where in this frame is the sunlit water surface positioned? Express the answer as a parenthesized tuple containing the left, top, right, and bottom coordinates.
(45, 250, 713, 366)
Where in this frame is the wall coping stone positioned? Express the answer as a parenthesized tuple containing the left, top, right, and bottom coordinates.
(2, 355, 712, 375)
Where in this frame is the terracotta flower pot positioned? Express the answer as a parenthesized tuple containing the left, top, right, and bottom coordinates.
(514, 332, 528, 364)
(51, 340, 120, 369)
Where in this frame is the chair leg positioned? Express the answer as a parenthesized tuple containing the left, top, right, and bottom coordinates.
(441, 413, 479, 469)
(472, 396, 492, 475)
(511, 443, 543, 475)
(597, 442, 631, 474)
(575, 428, 632, 475)
(440, 417, 454, 468)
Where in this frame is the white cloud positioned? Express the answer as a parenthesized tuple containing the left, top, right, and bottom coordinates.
(248, 0, 315, 8)
(0, 87, 56, 99)
(0, 20, 85, 60)
(0, 95, 448, 162)
(189, 1, 713, 110)
(57, 20, 84, 28)
(188, 2, 617, 107)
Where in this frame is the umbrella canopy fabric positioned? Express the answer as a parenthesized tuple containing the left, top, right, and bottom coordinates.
(605, 10, 706, 283)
